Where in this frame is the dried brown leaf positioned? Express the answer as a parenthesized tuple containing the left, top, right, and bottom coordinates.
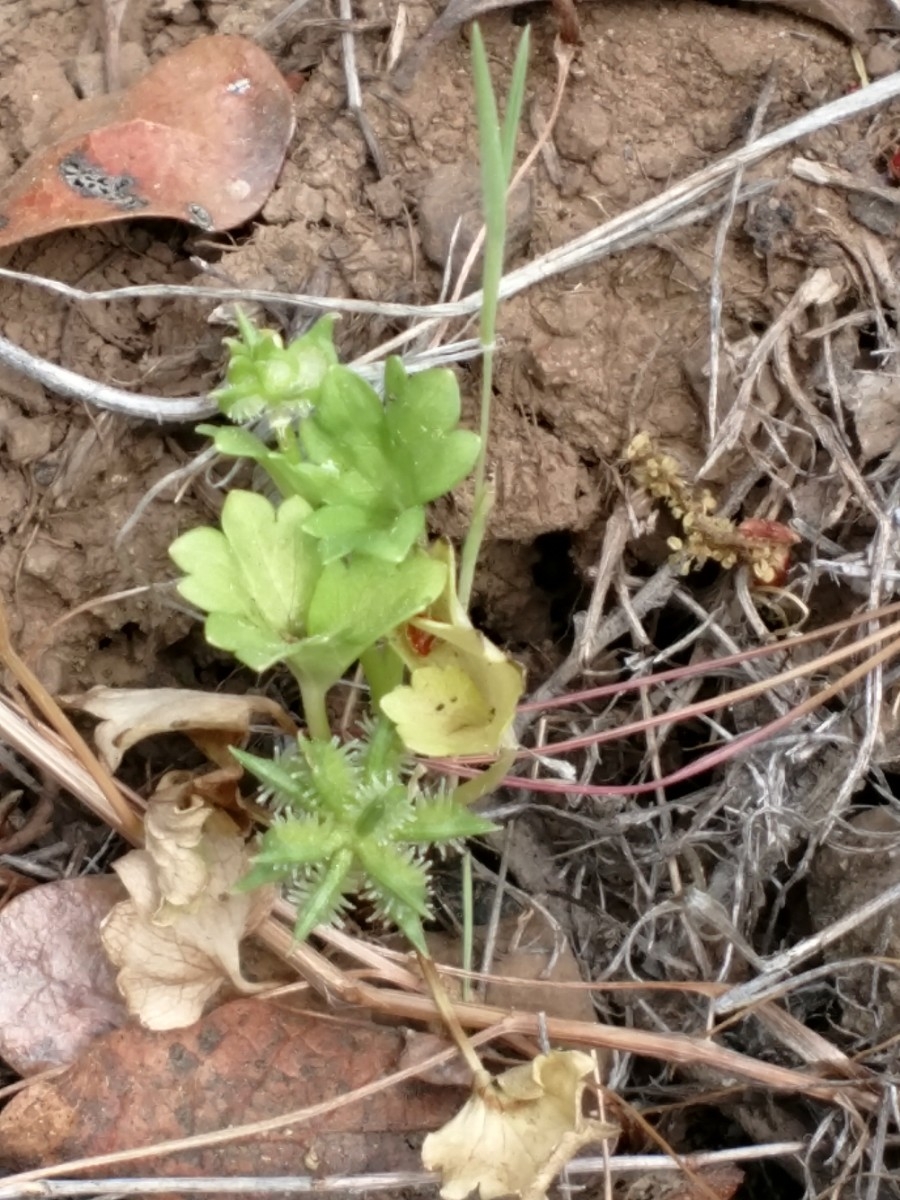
(102, 796, 273, 1030)
(63, 685, 293, 772)
(423, 1051, 617, 1200)
(0, 36, 295, 247)
(0, 999, 465, 1177)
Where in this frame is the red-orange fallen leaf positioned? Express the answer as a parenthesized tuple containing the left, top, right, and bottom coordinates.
(0, 35, 294, 248)
(0, 998, 464, 1183)
(0, 876, 127, 1075)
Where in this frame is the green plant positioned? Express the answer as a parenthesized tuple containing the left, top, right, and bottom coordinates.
(169, 316, 520, 943)
(168, 26, 529, 953)
(458, 23, 530, 608)
(234, 719, 494, 954)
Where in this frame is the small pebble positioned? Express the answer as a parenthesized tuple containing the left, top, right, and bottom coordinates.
(556, 92, 612, 164)
(865, 41, 900, 79)
(417, 162, 533, 279)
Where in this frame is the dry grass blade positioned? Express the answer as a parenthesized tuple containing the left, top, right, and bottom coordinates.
(0, 605, 142, 842)
(0, 1145, 806, 1197)
(0, 691, 878, 1110)
(97, 0, 129, 90)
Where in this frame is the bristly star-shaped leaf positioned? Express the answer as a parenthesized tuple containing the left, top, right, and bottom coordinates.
(236, 722, 496, 953)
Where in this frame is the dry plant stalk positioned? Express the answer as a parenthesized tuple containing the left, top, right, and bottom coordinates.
(0, 688, 879, 1104)
(627, 432, 799, 584)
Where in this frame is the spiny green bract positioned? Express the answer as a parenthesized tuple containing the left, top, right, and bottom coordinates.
(234, 730, 496, 953)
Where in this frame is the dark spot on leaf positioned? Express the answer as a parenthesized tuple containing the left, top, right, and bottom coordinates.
(168, 1041, 200, 1073)
(198, 1023, 226, 1054)
(174, 1102, 195, 1132)
(58, 151, 148, 212)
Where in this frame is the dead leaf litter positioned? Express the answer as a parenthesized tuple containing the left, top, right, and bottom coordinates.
(4, 0, 900, 1196)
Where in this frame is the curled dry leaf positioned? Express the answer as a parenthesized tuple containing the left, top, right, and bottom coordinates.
(102, 784, 274, 1030)
(63, 684, 294, 772)
(423, 1051, 617, 1200)
(142, 779, 230, 908)
(0, 35, 295, 248)
(0, 876, 127, 1075)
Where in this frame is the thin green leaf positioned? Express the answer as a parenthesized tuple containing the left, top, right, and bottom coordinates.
(230, 747, 306, 801)
(500, 27, 531, 179)
(252, 818, 345, 867)
(402, 798, 498, 844)
(294, 848, 354, 940)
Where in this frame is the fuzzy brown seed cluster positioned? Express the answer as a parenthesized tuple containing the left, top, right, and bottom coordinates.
(625, 433, 797, 585)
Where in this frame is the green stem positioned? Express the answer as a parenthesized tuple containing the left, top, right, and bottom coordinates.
(360, 643, 405, 709)
(461, 851, 474, 1003)
(458, 350, 495, 610)
(457, 25, 529, 611)
(296, 677, 331, 741)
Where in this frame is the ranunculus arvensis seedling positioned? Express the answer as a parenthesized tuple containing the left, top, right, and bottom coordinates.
(169, 311, 522, 950)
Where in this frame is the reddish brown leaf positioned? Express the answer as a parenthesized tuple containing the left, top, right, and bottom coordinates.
(0, 998, 464, 1185)
(0, 35, 295, 248)
(0, 876, 127, 1076)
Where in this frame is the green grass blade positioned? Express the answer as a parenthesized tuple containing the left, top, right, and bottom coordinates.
(459, 23, 530, 610)
(500, 26, 531, 179)
(471, 24, 506, 342)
